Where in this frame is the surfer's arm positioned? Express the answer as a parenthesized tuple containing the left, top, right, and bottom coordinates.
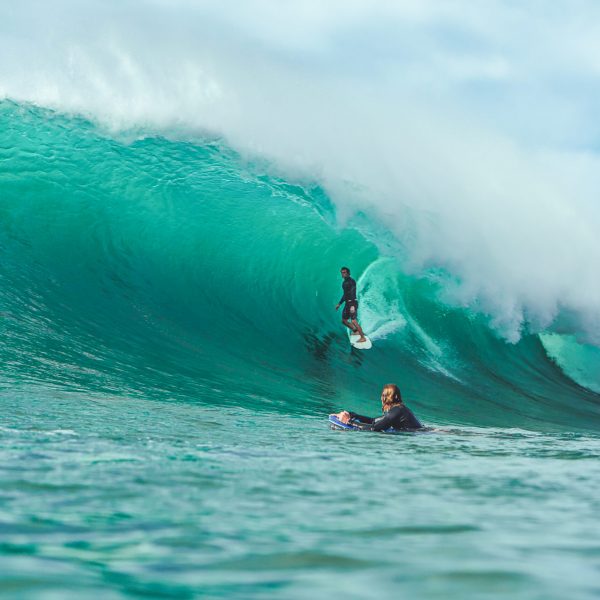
(348, 412, 375, 424)
(370, 413, 396, 431)
(349, 413, 393, 432)
(370, 406, 418, 431)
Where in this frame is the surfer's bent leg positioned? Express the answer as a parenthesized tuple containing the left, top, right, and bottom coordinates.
(342, 318, 357, 332)
(342, 304, 358, 332)
(347, 301, 366, 341)
(352, 320, 366, 342)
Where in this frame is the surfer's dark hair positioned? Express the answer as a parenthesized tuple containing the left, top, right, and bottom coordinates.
(341, 266, 350, 274)
(381, 384, 402, 411)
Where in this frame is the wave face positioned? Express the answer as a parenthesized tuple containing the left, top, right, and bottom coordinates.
(1, 101, 599, 430)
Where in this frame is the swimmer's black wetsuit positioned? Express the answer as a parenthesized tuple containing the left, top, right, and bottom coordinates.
(340, 277, 358, 320)
(349, 404, 422, 431)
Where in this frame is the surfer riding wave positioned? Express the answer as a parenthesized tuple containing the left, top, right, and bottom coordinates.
(335, 266, 366, 343)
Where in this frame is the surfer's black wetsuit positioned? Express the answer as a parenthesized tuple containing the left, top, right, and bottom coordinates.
(349, 404, 422, 431)
(340, 276, 358, 320)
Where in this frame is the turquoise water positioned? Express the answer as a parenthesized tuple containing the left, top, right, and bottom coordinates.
(1, 101, 600, 599)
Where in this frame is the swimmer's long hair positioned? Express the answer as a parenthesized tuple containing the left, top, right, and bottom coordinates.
(381, 384, 403, 411)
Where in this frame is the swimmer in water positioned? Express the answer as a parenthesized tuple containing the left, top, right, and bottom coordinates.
(332, 384, 422, 431)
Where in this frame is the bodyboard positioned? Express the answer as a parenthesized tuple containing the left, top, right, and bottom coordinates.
(329, 415, 360, 430)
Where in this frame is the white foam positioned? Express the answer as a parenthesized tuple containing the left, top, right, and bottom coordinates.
(355, 258, 407, 341)
(2, 1, 600, 345)
(357, 258, 461, 380)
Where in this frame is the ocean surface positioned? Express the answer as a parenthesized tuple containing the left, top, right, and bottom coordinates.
(1, 97, 600, 599)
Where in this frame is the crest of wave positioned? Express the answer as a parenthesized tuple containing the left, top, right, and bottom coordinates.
(2, 0, 600, 345)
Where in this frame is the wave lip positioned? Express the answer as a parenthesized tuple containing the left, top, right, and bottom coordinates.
(541, 334, 600, 394)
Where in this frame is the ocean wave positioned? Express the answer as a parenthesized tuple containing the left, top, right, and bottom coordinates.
(1, 101, 599, 430)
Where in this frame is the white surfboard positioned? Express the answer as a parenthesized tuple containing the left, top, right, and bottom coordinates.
(349, 333, 372, 350)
